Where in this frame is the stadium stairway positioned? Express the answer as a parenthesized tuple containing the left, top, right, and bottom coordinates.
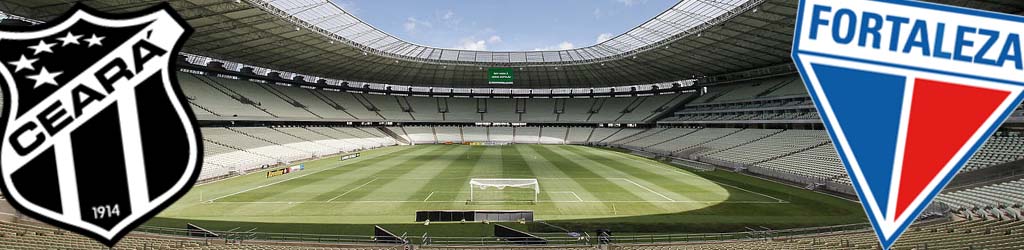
(680, 129, 782, 158)
(641, 129, 701, 152)
(306, 89, 359, 119)
(379, 127, 411, 145)
(225, 127, 314, 156)
(188, 102, 221, 117)
(643, 93, 700, 124)
(196, 75, 278, 118)
(666, 128, 744, 156)
(612, 128, 669, 146)
(750, 140, 832, 166)
(260, 84, 324, 119)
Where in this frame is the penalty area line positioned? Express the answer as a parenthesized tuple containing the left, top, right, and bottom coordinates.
(570, 191, 584, 202)
(327, 178, 379, 202)
(616, 152, 788, 203)
(200, 147, 402, 202)
(205, 163, 346, 203)
(621, 178, 675, 202)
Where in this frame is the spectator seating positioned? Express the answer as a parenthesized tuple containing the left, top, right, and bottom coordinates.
(703, 130, 830, 166)
(513, 127, 541, 144)
(754, 144, 847, 184)
(489, 127, 515, 142)
(937, 178, 1024, 212)
(179, 72, 683, 123)
(685, 129, 781, 158)
(0, 216, 1022, 249)
(198, 127, 397, 180)
(645, 128, 740, 155)
(963, 135, 1024, 172)
(403, 127, 437, 144)
(539, 127, 569, 144)
(610, 219, 1024, 250)
(462, 127, 489, 142)
(566, 127, 595, 144)
(177, 72, 266, 118)
(0, 220, 393, 250)
(521, 99, 556, 122)
(435, 127, 463, 143)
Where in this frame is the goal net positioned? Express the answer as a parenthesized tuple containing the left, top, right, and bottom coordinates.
(469, 178, 539, 203)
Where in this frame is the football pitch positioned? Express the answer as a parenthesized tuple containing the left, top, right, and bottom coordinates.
(152, 144, 865, 235)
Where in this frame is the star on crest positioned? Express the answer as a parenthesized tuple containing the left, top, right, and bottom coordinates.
(6, 55, 37, 73)
(56, 32, 82, 47)
(25, 67, 62, 89)
(27, 40, 55, 55)
(85, 34, 104, 47)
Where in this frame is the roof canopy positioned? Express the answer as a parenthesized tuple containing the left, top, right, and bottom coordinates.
(1, 0, 1020, 88)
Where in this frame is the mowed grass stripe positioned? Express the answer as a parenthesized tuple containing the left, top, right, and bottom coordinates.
(467, 146, 501, 178)
(563, 146, 708, 202)
(218, 146, 433, 202)
(211, 146, 418, 202)
(500, 146, 535, 178)
(484, 145, 546, 202)
(334, 145, 472, 211)
(581, 147, 782, 203)
(306, 145, 451, 202)
(396, 146, 487, 210)
(530, 145, 652, 206)
(515, 145, 613, 215)
(545, 146, 679, 211)
(455, 146, 502, 199)
(178, 146, 418, 218)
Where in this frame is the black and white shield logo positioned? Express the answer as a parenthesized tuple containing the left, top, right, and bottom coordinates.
(0, 3, 200, 246)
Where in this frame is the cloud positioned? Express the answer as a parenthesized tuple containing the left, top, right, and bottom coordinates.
(593, 8, 602, 19)
(534, 41, 576, 51)
(596, 33, 614, 44)
(488, 35, 503, 44)
(403, 17, 431, 33)
(437, 10, 463, 28)
(616, 0, 648, 6)
(454, 39, 488, 50)
(453, 34, 503, 50)
(557, 41, 576, 50)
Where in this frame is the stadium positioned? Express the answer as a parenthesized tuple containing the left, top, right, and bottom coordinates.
(0, 0, 1023, 249)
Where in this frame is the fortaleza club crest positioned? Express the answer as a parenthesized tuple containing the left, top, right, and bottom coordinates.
(793, 0, 1024, 249)
(0, 3, 200, 246)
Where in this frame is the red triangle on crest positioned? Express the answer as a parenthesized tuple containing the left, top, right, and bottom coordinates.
(896, 78, 1010, 219)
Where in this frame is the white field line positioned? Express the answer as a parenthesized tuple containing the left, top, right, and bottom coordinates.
(327, 178, 378, 202)
(614, 151, 788, 203)
(195, 147, 400, 187)
(570, 191, 584, 202)
(620, 178, 675, 202)
(423, 191, 435, 202)
(200, 147, 404, 201)
(206, 165, 346, 202)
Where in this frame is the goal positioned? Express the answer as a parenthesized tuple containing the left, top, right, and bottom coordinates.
(469, 178, 539, 203)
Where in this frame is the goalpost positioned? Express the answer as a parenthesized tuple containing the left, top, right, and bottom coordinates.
(469, 178, 539, 203)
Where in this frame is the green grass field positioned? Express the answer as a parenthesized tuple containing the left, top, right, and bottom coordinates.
(150, 144, 865, 237)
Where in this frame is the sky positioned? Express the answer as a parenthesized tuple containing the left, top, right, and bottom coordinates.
(333, 0, 676, 51)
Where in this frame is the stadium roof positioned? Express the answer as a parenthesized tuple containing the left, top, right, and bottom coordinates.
(266, 0, 752, 63)
(1, 0, 1022, 88)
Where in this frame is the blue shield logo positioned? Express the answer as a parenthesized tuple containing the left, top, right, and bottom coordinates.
(792, 0, 1024, 249)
